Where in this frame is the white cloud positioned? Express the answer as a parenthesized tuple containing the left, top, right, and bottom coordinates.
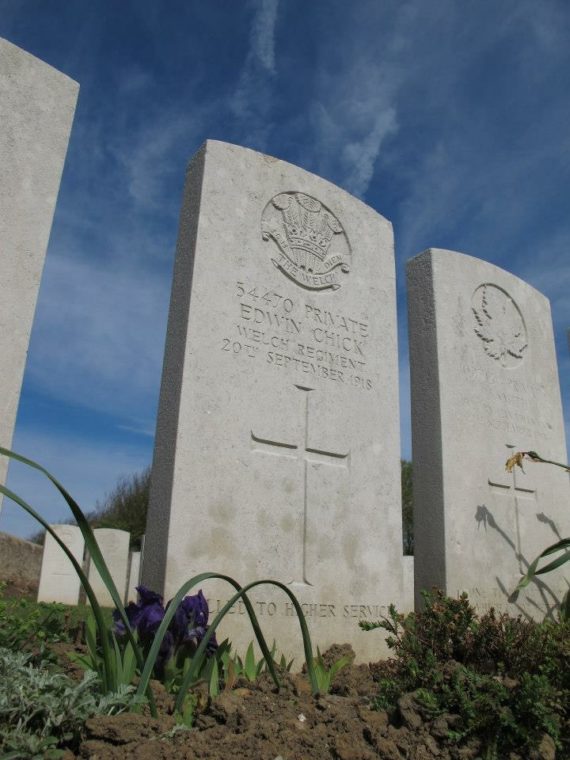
(112, 110, 207, 209)
(26, 251, 169, 424)
(230, 0, 279, 148)
(251, 0, 278, 74)
(342, 108, 398, 199)
(305, 6, 408, 198)
(309, 87, 399, 199)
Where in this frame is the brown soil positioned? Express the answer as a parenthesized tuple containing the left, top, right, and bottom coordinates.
(67, 644, 556, 760)
(2, 577, 559, 760)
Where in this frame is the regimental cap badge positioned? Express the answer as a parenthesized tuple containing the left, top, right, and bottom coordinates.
(261, 192, 351, 291)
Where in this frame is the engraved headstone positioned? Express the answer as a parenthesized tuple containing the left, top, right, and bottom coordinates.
(142, 140, 405, 661)
(0, 39, 78, 506)
(88, 529, 130, 607)
(407, 249, 570, 617)
(37, 525, 84, 605)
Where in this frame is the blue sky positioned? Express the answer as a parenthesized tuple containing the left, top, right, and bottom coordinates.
(1, 0, 568, 539)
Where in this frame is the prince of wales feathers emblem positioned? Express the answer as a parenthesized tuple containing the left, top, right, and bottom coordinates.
(262, 192, 351, 291)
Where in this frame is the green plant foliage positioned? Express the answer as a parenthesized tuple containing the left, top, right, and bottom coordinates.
(311, 647, 351, 695)
(88, 467, 150, 550)
(28, 467, 151, 549)
(220, 641, 267, 685)
(68, 611, 138, 690)
(219, 640, 295, 692)
(134, 573, 318, 714)
(0, 446, 154, 704)
(361, 590, 569, 758)
(0, 446, 320, 729)
(0, 584, 78, 652)
(371, 677, 402, 711)
(0, 647, 143, 757)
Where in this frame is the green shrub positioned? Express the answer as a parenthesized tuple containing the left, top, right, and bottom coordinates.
(362, 590, 569, 758)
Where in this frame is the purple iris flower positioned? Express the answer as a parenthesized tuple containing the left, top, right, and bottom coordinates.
(112, 601, 141, 637)
(167, 590, 218, 654)
(112, 589, 163, 642)
(113, 585, 217, 674)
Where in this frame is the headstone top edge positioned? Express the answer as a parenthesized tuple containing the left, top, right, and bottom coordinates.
(92, 528, 131, 537)
(407, 248, 551, 307)
(48, 524, 82, 530)
(190, 139, 392, 230)
(0, 37, 79, 91)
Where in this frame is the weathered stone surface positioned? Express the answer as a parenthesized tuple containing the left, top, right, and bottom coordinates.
(407, 249, 570, 616)
(142, 140, 404, 661)
(37, 524, 84, 605)
(0, 39, 78, 504)
(88, 529, 130, 607)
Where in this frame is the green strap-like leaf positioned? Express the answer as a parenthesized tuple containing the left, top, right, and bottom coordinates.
(136, 571, 280, 702)
(531, 551, 570, 577)
(244, 641, 256, 680)
(173, 577, 318, 711)
(517, 540, 570, 590)
(0, 446, 156, 715)
(0, 480, 113, 692)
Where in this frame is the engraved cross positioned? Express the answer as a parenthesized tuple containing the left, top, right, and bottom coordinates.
(251, 384, 350, 586)
(488, 443, 537, 572)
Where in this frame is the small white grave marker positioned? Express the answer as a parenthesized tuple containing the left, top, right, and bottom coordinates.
(88, 529, 130, 607)
(37, 525, 84, 605)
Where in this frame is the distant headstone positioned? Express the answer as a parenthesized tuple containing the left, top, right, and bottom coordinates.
(88, 529, 130, 607)
(37, 525, 84, 605)
(142, 140, 405, 662)
(0, 39, 78, 506)
(408, 249, 570, 617)
(126, 550, 141, 603)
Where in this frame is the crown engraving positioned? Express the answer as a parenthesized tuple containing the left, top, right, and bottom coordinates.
(262, 192, 351, 291)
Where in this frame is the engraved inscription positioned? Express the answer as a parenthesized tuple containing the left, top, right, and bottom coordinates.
(262, 192, 351, 291)
(221, 280, 374, 390)
(251, 384, 350, 586)
(459, 362, 553, 441)
(207, 598, 388, 620)
(472, 284, 528, 368)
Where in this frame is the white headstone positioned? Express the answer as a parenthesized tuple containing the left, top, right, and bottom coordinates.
(408, 249, 570, 617)
(37, 524, 84, 605)
(88, 529, 130, 607)
(0, 39, 78, 506)
(142, 140, 405, 662)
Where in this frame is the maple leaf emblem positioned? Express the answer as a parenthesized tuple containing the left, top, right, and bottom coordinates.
(472, 284, 528, 368)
